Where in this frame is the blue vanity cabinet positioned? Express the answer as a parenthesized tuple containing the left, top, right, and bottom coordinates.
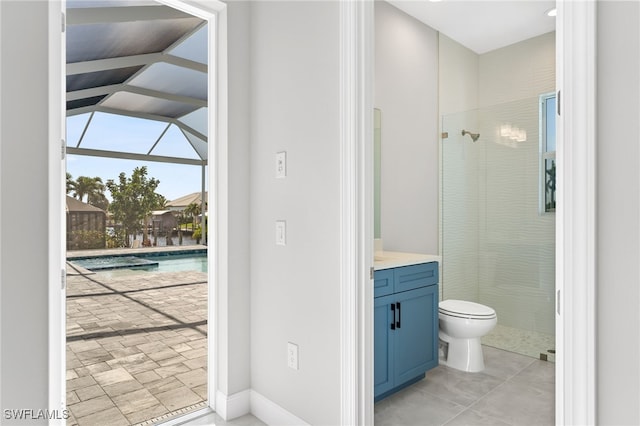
(374, 262, 439, 401)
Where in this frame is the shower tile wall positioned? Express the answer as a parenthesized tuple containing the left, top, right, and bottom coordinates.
(440, 31, 556, 356)
(477, 99, 555, 336)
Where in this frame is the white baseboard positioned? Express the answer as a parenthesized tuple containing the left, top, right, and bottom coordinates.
(250, 390, 310, 426)
(214, 388, 309, 425)
(215, 389, 251, 421)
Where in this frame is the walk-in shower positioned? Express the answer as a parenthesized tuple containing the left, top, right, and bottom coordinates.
(441, 97, 556, 360)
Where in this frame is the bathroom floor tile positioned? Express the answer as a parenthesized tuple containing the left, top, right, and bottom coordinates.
(443, 408, 513, 426)
(470, 379, 554, 425)
(375, 346, 555, 426)
(414, 365, 503, 407)
(510, 359, 555, 392)
(375, 386, 465, 426)
(482, 345, 536, 381)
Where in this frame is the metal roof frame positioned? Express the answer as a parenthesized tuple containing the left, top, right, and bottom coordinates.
(66, 1, 208, 165)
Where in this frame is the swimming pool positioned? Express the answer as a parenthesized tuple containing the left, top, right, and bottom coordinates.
(71, 250, 208, 275)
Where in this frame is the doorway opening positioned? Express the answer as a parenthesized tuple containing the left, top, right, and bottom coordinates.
(60, 1, 222, 424)
(359, 1, 597, 424)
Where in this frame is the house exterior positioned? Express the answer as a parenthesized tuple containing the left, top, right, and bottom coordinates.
(0, 2, 638, 425)
(66, 196, 107, 250)
(166, 191, 208, 212)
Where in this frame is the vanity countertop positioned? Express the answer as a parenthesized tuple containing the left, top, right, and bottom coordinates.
(374, 251, 441, 271)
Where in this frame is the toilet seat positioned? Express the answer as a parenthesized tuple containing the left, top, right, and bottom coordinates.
(439, 299, 496, 320)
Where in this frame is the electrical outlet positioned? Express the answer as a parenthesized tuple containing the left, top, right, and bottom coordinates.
(276, 151, 287, 178)
(287, 342, 299, 370)
(276, 220, 286, 246)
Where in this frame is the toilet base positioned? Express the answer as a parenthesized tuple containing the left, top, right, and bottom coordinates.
(439, 332, 485, 373)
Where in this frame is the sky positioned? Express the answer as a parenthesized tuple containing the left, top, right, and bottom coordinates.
(66, 112, 207, 202)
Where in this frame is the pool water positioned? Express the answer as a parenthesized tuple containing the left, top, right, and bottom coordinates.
(72, 256, 159, 270)
(151, 253, 208, 273)
(72, 252, 208, 277)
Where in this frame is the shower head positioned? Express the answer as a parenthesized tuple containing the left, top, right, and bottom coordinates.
(462, 130, 480, 142)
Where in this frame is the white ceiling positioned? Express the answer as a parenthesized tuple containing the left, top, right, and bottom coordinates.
(387, 0, 556, 54)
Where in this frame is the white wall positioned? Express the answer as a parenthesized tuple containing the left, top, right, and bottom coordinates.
(249, 2, 342, 424)
(439, 34, 479, 116)
(0, 0, 50, 418)
(596, 2, 640, 424)
(375, 1, 439, 254)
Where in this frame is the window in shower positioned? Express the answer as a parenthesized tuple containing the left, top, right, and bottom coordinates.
(540, 93, 556, 213)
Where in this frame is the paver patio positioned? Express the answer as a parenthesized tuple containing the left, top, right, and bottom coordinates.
(65, 253, 208, 426)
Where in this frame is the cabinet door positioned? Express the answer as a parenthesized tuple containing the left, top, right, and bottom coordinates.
(393, 284, 439, 385)
(374, 294, 396, 398)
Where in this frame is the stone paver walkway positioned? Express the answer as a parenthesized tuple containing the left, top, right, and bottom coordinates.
(65, 261, 208, 426)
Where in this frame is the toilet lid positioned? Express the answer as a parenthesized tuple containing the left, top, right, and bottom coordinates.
(439, 299, 496, 318)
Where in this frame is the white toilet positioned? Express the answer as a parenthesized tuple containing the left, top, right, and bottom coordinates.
(438, 299, 497, 373)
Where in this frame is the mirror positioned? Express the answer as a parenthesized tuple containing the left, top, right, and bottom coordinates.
(374, 108, 381, 239)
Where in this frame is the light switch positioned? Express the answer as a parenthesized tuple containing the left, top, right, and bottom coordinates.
(276, 151, 287, 178)
(276, 220, 286, 246)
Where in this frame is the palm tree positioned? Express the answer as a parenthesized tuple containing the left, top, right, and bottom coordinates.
(66, 173, 76, 195)
(184, 202, 201, 230)
(73, 176, 105, 204)
(88, 192, 109, 211)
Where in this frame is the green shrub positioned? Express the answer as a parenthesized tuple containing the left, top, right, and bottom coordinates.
(68, 230, 105, 250)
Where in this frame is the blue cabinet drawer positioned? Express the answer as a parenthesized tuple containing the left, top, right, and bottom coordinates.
(374, 269, 394, 298)
(394, 262, 438, 294)
(374, 262, 438, 297)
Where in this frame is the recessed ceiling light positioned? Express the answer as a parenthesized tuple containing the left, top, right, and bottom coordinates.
(546, 8, 557, 17)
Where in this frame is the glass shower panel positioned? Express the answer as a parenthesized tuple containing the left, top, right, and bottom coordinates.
(441, 109, 480, 303)
(441, 97, 555, 360)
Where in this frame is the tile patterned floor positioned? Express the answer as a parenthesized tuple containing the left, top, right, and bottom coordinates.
(375, 346, 555, 426)
(66, 262, 208, 426)
(482, 324, 556, 362)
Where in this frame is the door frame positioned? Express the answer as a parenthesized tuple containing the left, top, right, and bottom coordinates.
(48, 0, 229, 422)
(342, 1, 597, 424)
(48, 0, 66, 417)
(339, 1, 374, 424)
(555, 1, 597, 424)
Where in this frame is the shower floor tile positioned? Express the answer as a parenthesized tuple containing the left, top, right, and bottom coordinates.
(482, 324, 555, 361)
